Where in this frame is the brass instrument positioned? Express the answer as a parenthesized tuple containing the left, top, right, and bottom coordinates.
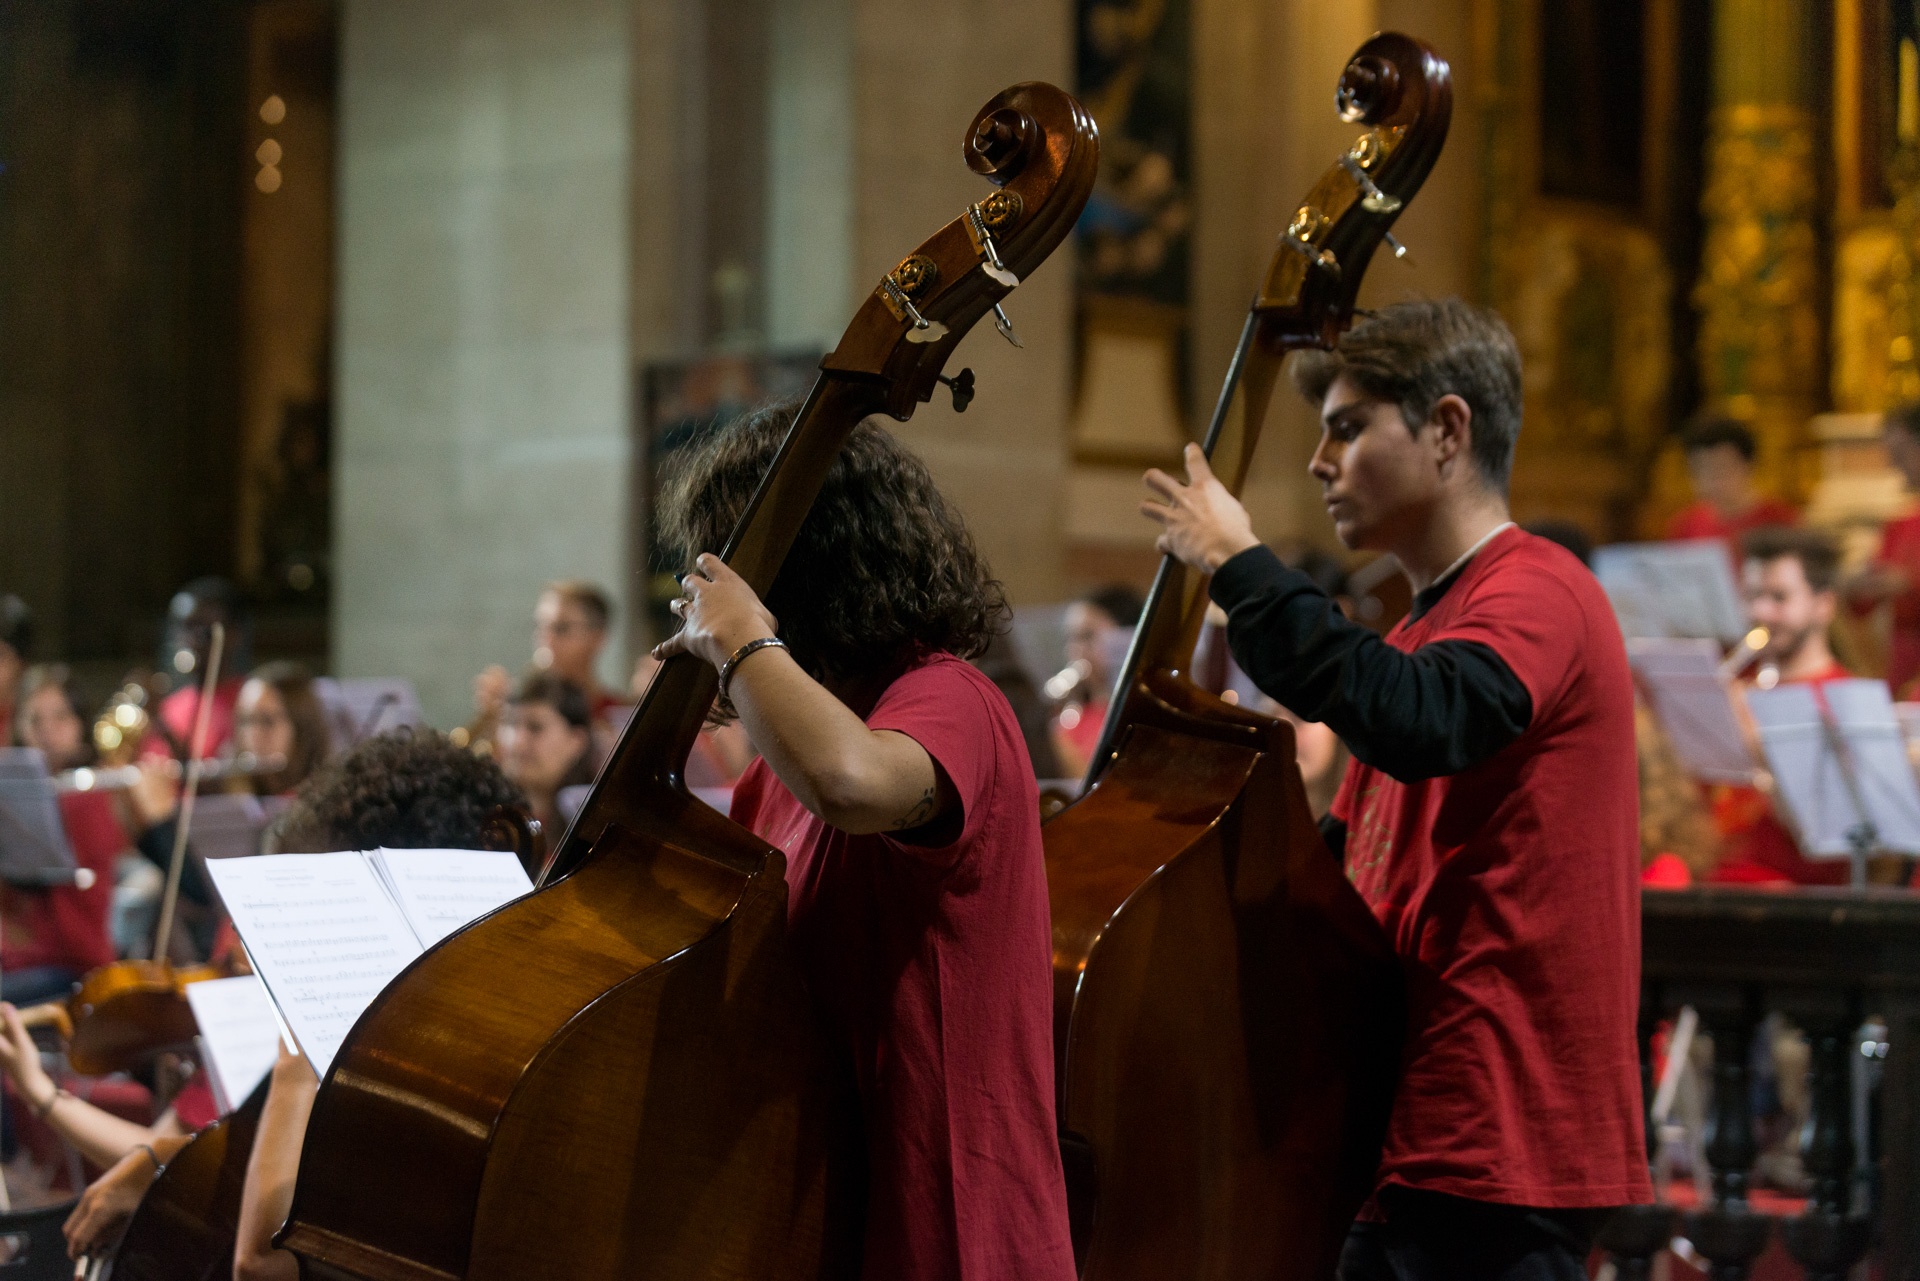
(90, 683, 152, 766)
(1717, 625, 1775, 684)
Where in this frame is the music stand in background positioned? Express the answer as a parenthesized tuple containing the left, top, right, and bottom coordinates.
(0, 749, 79, 888)
(1626, 638, 1761, 785)
(1594, 540, 1748, 644)
(1746, 680, 1920, 888)
(313, 678, 426, 750)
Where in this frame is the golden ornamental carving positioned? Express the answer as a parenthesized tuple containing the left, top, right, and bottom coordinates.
(1693, 103, 1822, 411)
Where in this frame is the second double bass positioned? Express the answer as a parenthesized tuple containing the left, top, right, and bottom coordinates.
(1046, 32, 1452, 1281)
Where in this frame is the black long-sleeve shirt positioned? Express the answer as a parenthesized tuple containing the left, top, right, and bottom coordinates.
(1209, 545, 1535, 851)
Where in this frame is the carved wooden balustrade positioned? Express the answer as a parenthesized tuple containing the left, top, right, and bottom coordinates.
(1598, 887, 1920, 1280)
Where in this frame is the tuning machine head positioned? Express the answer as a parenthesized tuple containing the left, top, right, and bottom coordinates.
(937, 368, 976, 412)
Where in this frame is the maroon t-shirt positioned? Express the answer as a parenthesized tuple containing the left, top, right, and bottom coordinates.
(1331, 528, 1653, 1209)
(730, 653, 1075, 1281)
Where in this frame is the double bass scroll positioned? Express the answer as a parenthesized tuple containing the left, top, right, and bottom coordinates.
(1046, 32, 1451, 1281)
(278, 82, 1097, 1281)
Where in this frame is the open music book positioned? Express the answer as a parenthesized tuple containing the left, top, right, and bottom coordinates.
(202, 849, 534, 1077)
(183, 974, 282, 1114)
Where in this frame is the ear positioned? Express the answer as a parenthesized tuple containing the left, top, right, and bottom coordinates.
(1814, 588, 1838, 628)
(1427, 393, 1474, 477)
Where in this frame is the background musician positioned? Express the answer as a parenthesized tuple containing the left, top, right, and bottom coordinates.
(472, 580, 629, 754)
(1664, 418, 1799, 553)
(1142, 299, 1650, 1279)
(495, 672, 594, 836)
(1847, 402, 1920, 697)
(1050, 583, 1141, 777)
(1709, 526, 1851, 886)
(656, 406, 1077, 1281)
(6, 666, 121, 1004)
(131, 663, 335, 957)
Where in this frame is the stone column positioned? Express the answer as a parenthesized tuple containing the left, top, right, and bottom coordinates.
(333, 0, 633, 724)
(1693, 0, 1823, 497)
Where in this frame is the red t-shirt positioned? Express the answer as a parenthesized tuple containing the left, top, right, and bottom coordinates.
(729, 653, 1075, 1281)
(1871, 511, 1920, 697)
(1664, 496, 1799, 546)
(142, 679, 243, 760)
(1, 791, 123, 974)
(1330, 528, 1652, 1209)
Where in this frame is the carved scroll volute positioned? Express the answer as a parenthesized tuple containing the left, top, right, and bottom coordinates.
(822, 82, 1100, 420)
(1253, 32, 1453, 350)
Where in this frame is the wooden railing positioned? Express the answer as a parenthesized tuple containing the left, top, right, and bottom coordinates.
(1598, 887, 1920, 1280)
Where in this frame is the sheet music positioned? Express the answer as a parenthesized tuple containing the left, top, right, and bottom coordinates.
(1627, 637, 1758, 784)
(203, 854, 423, 1077)
(1746, 679, 1920, 858)
(0, 748, 77, 879)
(366, 847, 533, 948)
(1593, 540, 1748, 643)
(183, 974, 282, 1114)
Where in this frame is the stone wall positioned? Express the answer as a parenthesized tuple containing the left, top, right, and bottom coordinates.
(333, 0, 631, 724)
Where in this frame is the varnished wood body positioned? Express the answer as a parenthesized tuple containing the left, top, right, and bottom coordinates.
(58, 960, 223, 1077)
(109, 1076, 268, 1281)
(284, 792, 860, 1280)
(280, 83, 1098, 1281)
(1047, 34, 1450, 1280)
(1047, 691, 1402, 1279)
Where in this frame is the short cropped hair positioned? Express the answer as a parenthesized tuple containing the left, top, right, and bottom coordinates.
(1742, 524, 1840, 594)
(1680, 416, 1757, 462)
(544, 580, 612, 632)
(1289, 298, 1524, 490)
(276, 727, 525, 853)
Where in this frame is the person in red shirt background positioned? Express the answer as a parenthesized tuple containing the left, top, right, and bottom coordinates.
(1711, 527, 1851, 886)
(7, 666, 123, 1004)
(1143, 299, 1649, 1280)
(656, 406, 1076, 1281)
(1665, 418, 1800, 552)
(1847, 402, 1920, 696)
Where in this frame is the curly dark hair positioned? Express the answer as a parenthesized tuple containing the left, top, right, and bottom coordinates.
(659, 401, 1006, 680)
(274, 727, 525, 853)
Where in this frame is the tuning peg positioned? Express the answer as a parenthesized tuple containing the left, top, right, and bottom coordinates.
(1384, 232, 1412, 264)
(937, 368, 976, 412)
(992, 303, 1023, 348)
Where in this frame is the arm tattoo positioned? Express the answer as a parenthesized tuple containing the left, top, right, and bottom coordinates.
(891, 785, 938, 831)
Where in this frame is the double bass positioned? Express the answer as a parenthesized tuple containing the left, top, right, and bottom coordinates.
(1044, 33, 1451, 1280)
(276, 82, 1097, 1280)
